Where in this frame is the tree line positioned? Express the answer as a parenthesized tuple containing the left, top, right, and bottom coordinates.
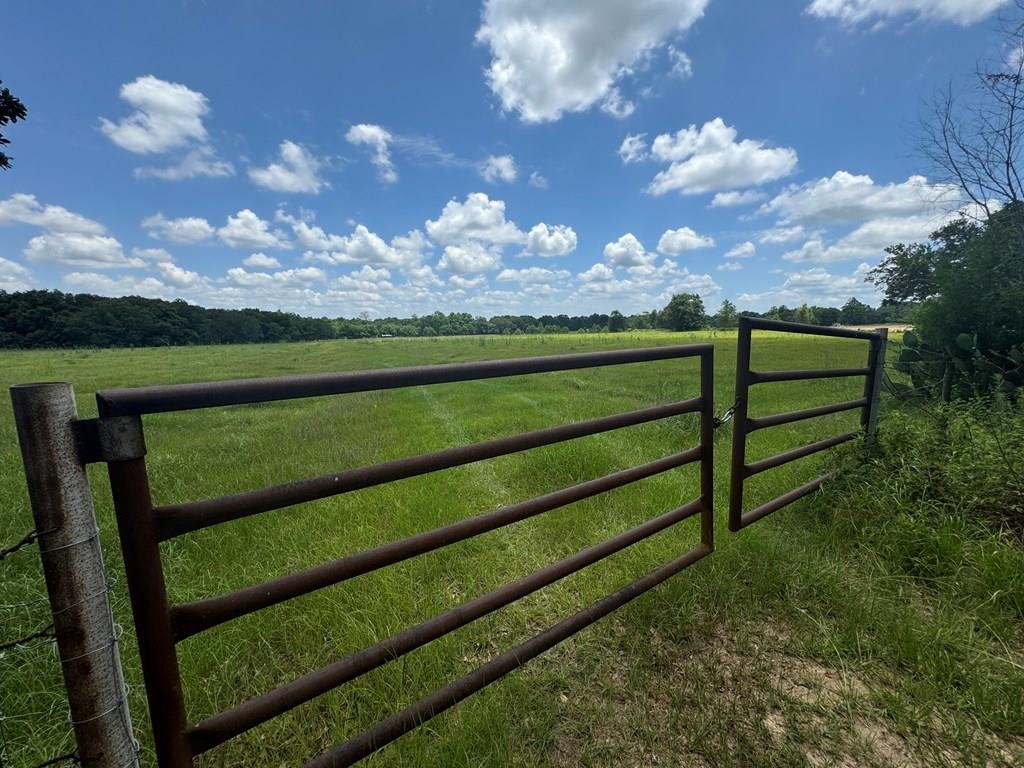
(0, 288, 913, 349)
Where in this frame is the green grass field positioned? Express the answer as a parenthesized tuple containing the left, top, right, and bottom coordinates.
(1, 331, 1022, 767)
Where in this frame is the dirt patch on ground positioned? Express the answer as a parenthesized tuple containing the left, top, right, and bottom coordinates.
(546, 623, 1023, 768)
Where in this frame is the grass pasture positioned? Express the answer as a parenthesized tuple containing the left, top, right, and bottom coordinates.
(1, 331, 1022, 767)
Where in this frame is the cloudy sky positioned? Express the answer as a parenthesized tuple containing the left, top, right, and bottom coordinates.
(0, 0, 1013, 317)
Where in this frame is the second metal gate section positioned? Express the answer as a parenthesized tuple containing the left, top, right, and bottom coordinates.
(728, 317, 887, 532)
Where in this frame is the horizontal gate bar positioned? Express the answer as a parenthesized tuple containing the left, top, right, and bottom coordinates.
(171, 447, 703, 640)
(741, 317, 880, 341)
(749, 367, 870, 384)
(746, 398, 867, 432)
(95, 345, 711, 417)
(306, 541, 713, 768)
(156, 397, 703, 541)
(737, 474, 830, 529)
(185, 498, 704, 756)
(743, 431, 859, 477)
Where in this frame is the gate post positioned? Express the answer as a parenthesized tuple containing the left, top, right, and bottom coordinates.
(862, 328, 889, 443)
(10, 383, 138, 768)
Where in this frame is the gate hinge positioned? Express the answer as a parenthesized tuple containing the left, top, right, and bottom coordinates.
(73, 416, 147, 465)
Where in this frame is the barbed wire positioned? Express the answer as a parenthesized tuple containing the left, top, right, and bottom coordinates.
(0, 529, 47, 561)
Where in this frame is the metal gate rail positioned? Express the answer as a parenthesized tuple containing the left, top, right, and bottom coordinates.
(728, 317, 887, 532)
(86, 344, 714, 767)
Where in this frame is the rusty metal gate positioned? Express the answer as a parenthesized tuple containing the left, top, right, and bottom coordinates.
(14, 345, 714, 767)
(728, 317, 888, 532)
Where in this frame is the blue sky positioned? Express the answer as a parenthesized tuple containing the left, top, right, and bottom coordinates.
(0, 0, 1014, 317)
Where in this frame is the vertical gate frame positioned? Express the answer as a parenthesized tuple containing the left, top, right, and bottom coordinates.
(728, 318, 888, 532)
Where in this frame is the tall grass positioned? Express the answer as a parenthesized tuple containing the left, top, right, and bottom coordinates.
(1, 331, 1021, 767)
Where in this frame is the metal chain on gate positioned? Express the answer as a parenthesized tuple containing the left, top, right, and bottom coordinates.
(713, 400, 739, 429)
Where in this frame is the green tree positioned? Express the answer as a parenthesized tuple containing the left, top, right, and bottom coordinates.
(839, 297, 871, 325)
(712, 299, 738, 328)
(0, 81, 27, 170)
(795, 303, 817, 324)
(608, 309, 626, 332)
(661, 293, 705, 331)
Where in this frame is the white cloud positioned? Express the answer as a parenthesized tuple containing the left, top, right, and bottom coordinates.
(0, 194, 106, 234)
(657, 226, 714, 254)
(425, 193, 525, 246)
(156, 261, 203, 289)
(578, 263, 616, 282)
(218, 209, 291, 249)
(496, 266, 571, 284)
(647, 118, 798, 196)
(600, 87, 635, 118)
(524, 223, 577, 257)
(709, 190, 766, 207)
(226, 266, 326, 287)
(134, 145, 234, 180)
(131, 247, 173, 263)
(346, 123, 398, 183)
(806, 0, 1009, 26)
(142, 213, 215, 244)
(618, 133, 649, 164)
(0, 257, 32, 292)
(528, 171, 549, 188)
(23, 232, 140, 269)
(100, 75, 210, 154)
(761, 171, 960, 225)
(737, 263, 880, 309)
(248, 141, 327, 194)
(450, 275, 488, 290)
(479, 154, 518, 184)
(64, 272, 182, 298)
(476, 0, 708, 122)
(299, 223, 429, 271)
(603, 233, 655, 268)
(438, 242, 504, 274)
(668, 46, 693, 79)
(243, 252, 281, 269)
(781, 213, 950, 263)
(717, 261, 743, 272)
(759, 225, 806, 244)
(724, 241, 756, 259)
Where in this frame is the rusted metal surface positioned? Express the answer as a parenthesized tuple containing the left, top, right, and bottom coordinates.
(103, 418, 191, 768)
(171, 446, 704, 641)
(92, 345, 713, 766)
(10, 383, 140, 768)
(305, 543, 713, 768)
(154, 396, 703, 540)
(95, 345, 709, 416)
(729, 317, 888, 532)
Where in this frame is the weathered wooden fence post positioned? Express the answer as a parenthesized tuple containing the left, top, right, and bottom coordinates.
(10, 383, 139, 768)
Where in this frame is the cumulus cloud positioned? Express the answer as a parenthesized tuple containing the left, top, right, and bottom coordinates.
(761, 171, 960, 225)
(243, 252, 281, 269)
(438, 242, 504, 274)
(295, 219, 430, 272)
(668, 46, 693, 79)
(724, 241, 756, 259)
(496, 266, 571, 284)
(425, 193, 525, 246)
(737, 263, 880, 309)
(100, 75, 210, 153)
(717, 261, 743, 271)
(759, 225, 806, 244)
(710, 190, 766, 207)
(806, 0, 1009, 26)
(647, 118, 798, 196)
(781, 214, 951, 263)
(142, 213, 215, 244)
(618, 133, 649, 164)
(346, 123, 398, 182)
(23, 232, 140, 269)
(218, 209, 291, 249)
(476, 0, 708, 122)
(248, 141, 327, 194)
(578, 263, 616, 282)
(479, 154, 518, 184)
(0, 257, 32, 292)
(603, 233, 655, 268)
(135, 145, 234, 180)
(0, 194, 106, 234)
(226, 266, 326, 287)
(524, 223, 577, 257)
(528, 171, 549, 188)
(657, 226, 714, 254)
